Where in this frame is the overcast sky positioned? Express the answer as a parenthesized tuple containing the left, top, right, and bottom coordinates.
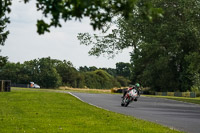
(1, 1, 132, 69)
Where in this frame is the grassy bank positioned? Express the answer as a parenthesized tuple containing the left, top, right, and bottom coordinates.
(0, 88, 182, 133)
(144, 95, 200, 105)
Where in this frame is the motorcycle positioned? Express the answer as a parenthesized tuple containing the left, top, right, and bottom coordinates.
(121, 89, 139, 107)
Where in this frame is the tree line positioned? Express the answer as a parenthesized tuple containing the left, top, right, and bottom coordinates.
(0, 57, 131, 89)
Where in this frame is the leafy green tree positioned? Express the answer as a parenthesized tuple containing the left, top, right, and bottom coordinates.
(89, 66, 98, 72)
(75, 73, 85, 88)
(0, 56, 8, 68)
(79, 66, 98, 72)
(83, 72, 102, 89)
(185, 52, 200, 91)
(116, 62, 131, 79)
(23, 59, 40, 84)
(22, 0, 146, 34)
(94, 69, 120, 88)
(79, 66, 90, 72)
(101, 67, 117, 77)
(78, 0, 200, 92)
(0, 0, 11, 46)
(36, 57, 62, 88)
(0, 62, 19, 83)
(54, 60, 81, 88)
(0, 0, 163, 49)
(23, 57, 62, 88)
(0, 62, 30, 84)
(131, 0, 200, 91)
(83, 69, 120, 89)
(116, 76, 130, 87)
(77, 1, 162, 58)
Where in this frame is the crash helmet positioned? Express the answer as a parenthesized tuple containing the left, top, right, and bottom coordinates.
(135, 83, 140, 88)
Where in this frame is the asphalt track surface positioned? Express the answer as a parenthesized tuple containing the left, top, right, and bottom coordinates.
(70, 92, 200, 133)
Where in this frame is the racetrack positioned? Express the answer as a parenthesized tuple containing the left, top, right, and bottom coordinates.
(70, 92, 200, 133)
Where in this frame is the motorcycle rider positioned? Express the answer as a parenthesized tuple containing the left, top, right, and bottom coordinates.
(122, 83, 141, 99)
(135, 83, 141, 96)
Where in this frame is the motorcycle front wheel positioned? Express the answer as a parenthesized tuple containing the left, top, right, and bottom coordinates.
(124, 101, 130, 107)
(122, 97, 129, 107)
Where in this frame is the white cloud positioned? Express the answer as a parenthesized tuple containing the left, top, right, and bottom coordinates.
(10, 1, 40, 24)
(1, 1, 132, 68)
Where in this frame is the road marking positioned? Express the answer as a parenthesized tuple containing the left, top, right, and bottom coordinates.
(68, 92, 110, 111)
(68, 92, 85, 102)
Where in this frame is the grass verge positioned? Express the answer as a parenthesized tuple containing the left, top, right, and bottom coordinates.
(144, 95, 200, 105)
(59, 86, 112, 94)
(11, 87, 113, 94)
(0, 88, 182, 133)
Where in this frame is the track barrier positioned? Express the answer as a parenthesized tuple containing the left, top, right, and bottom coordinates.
(155, 92, 196, 98)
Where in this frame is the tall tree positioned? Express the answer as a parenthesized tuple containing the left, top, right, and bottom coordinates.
(132, 0, 200, 91)
(37, 57, 62, 88)
(116, 62, 131, 79)
(78, 0, 200, 91)
(54, 60, 82, 88)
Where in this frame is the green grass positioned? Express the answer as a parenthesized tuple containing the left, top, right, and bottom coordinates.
(12, 87, 113, 94)
(144, 95, 200, 105)
(0, 89, 182, 133)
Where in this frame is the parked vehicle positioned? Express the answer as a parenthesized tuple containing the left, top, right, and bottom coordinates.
(30, 82, 40, 88)
(34, 84, 40, 88)
(121, 89, 139, 107)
